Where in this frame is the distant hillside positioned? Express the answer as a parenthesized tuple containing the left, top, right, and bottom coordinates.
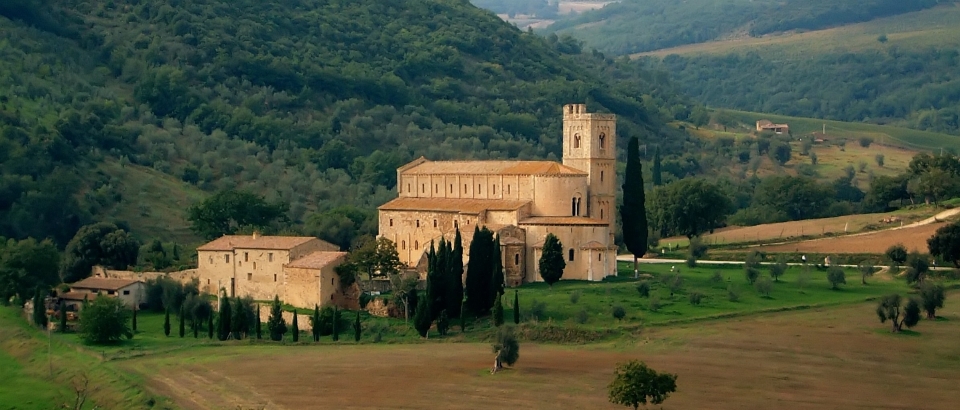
(0, 0, 694, 248)
(544, 0, 942, 55)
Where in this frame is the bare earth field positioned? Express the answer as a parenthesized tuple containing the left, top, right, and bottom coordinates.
(756, 222, 946, 254)
(127, 300, 960, 409)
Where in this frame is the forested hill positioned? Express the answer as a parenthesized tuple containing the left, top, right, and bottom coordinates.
(0, 0, 693, 249)
(543, 0, 942, 55)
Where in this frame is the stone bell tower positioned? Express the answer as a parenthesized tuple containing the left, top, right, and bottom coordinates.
(561, 104, 616, 230)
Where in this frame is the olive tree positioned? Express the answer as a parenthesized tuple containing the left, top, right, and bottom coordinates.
(608, 360, 677, 409)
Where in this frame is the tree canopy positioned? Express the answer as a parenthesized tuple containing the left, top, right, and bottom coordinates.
(78, 295, 133, 344)
(187, 189, 289, 240)
(538, 233, 566, 287)
(621, 136, 648, 274)
(61, 223, 140, 283)
(607, 360, 678, 409)
(649, 178, 731, 238)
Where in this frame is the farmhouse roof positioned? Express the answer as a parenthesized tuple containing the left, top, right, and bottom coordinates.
(197, 235, 323, 251)
(378, 197, 530, 214)
(286, 251, 349, 270)
(519, 216, 608, 226)
(399, 159, 586, 176)
(59, 292, 98, 301)
(70, 277, 140, 291)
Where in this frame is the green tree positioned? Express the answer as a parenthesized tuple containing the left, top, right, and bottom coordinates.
(919, 282, 946, 319)
(217, 292, 231, 341)
(413, 296, 431, 338)
(291, 310, 299, 342)
(769, 255, 787, 282)
(255, 304, 262, 340)
(608, 360, 678, 410)
(769, 141, 792, 165)
(858, 262, 875, 285)
(513, 290, 520, 325)
(310, 305, 321, 342)
(0, 238, 60, 304)
(207, 314, 214, 339)
(465, 226, 496, 315)
(885, 244, 908, 268)
(78, 295, 133, 344)
(621, 137, 649, 277)
(332, 307, 340, 342)
(827, 266, 846, 290)
(61, 223, 140, 283)
(649, 178, 731, 238)
(447, 227, 465, 318)
(493, 295, 504, 327)
(652, 146, 662, 186)
(163, 308, 170, 337)
(904, 252, 929, 285)
(59, 304, 68, 333)
(751, 175, 832, 221)
(132, 306, 137, 332)
(492, 326, 519, 371)
(353, 310, 362, 342)
(612, 305, 626, 321)
(267, 296, 287, 341)
(178, 305, 185, 337)
(538, 233, 566, 288)
(927, 222, 960, 267)
(876, 294, 921, 332)
(187, 189, 289, 240)
(31, 290, 47, 328)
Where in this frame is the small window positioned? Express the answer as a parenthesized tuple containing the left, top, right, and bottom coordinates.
(514, 254, 520, 265)
(599, 133, 606, 149)
(207, 279, 210, 285)
(268, 253, 273, 262)
(244, 252, 249, 262)
(416, 220, 420, 228)
(107, 290, 115, 295)
(454, 220, 459, 228)
(507, 185, 511, 194)
(274, 274, 277, 282)
(433, 220, 438, 228)
(598, 253, 602, 261)
(493, 185, 497, 195)
(450, 184, 453, 193)
(569, 249, 575, 261)
(248, 273, 253, 280)
(225, 254, 230, 263)
(208, 256, 213, 264)
(402, 240, 406, 250)
(415, 241, 419, 250)
(407, 183, 410, 192)
(435, 184, 438, 193)
(331, 294, 334, 300)
(601, 171, 604, 182)
(122, 290, 130, 295)
(421, 184, 425, 193)
(600, 208, 604, 219)
(389, 219, 394, 227)
(331, 278, 334, 285)
(478, 184, 481, 193)
(253, 262, 257, 270)
(574, 134, 581, 148)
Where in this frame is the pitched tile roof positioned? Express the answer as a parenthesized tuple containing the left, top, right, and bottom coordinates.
(286, 251, 348, 269)
(378, 197, 530, 213)
(197, 235, 320, 251)
(400, 160, 586, 176)
(70, 277, 140, 291)
(519, 216, 609, 226)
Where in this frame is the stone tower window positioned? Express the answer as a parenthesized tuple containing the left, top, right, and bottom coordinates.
(600, 208, 604, 219)
(421, 184, 425, 193)
(225, 254, 230, 263)
(247, 273, 252, 280)
(507, 185, 511, 194)
(600, 171, 604, 182)
(274, 274, 277, 282)
(244, 252, 249, 262)
(416, 220, 420, 227)
(464, 184, 467, 193)
(407, 183, 410, 193)
(433, 219, 437, 228)
(389, 219, 394, 227)
(450, 184, 453, 193)
(574, 134, 581, 149)
(514, 254, 520, 265)
(435, 184, 438, 193)
(402, 240, 406, 250)
(599, 133, 606, 149)
(478, 184, 482, 194)
(268, 253, 273, 262)
(253, 262, 257, 270)
(568, 249, 575, 261)
(493, 185, 497, 195)
(598, 253, 602, 261)
(209, 256, 213, 264)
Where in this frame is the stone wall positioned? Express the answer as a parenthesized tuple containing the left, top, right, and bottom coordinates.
(92, 266, 199, 285)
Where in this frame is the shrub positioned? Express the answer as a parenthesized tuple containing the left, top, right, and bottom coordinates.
(875, 154, 885, 167)
(858, 137, 874, 148)
(754, 277, 773, 298)
(78, 295, 132, 344)
(527, 299, 547, 322)
(688, 291, 704, 306)
(827, 266, 846, 289)
(612, 305, 626, 321)
(708, 271, 724, 286)
(648, 296, 661, 312)
(575, 309, 589, 324)
(493, 326, 520, 369)
(727, 285, 740, 302)
(569, 290, 581, 305)
(745, 267, 760, 284)
(636, 281, 650, 298)
(668, 275, 683, 295)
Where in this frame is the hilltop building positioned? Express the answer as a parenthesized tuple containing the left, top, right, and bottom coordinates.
(378, 104, 618, 285)
(756, 119, 789, 134)
(195, 234, 350, 309)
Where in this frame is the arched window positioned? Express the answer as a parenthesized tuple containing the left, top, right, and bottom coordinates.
(389, 219, 394, 227)
(571, 198, 577, 216)
(600, 208, 604, 219)
(599, 133, 606, 149)
(600, 170, 604, 182)
(568, 249, 575, 261)
(574, 134, 581, 148)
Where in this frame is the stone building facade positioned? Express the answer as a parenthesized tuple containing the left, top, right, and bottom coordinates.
(196, 234, 349, 309)
(378, 104, 619, 284)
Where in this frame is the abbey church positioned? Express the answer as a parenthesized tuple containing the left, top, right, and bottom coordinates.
(378, 104, 619, 285)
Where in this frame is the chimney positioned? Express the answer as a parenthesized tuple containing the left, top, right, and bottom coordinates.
(252, 231, 260, 240)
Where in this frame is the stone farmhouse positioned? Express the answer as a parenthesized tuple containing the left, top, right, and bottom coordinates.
(195, 233, 350, 309)
(378, 104, 618, 285)
(59, 277, 146, 310)
(756, 119, 789, 134)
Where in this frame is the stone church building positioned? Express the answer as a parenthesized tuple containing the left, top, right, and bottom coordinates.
(378, 104, 618, 285)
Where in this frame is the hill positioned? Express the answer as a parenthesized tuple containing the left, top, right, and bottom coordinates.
(0, 0, 694, 248)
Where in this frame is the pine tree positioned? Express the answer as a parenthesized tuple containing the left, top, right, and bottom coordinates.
(652, 146, 662, 186)
(217, 292, 232, 341)
(332, 307, 340, 341)
(267, 296, 286, 341)
(178, 305, 185, 337)
(493, 295, 504, 327)
(132, 306, 137, 332)
(413, 295, 432, 338)
(465, 226, 496, 315)
(539, 233, 566, 288)
(513, 290, 520, 324)
(163, 309, 171, 336)
(621, 136, 649, 278)
(255, 304, 262, 340)
(207, 314, 214, 339)
(59, 304, 68, 333)
(353, 310, 361, 342)
(291, 311, 299, 342)
(448, 227, 464, 318)
(311, 304, 321, 342)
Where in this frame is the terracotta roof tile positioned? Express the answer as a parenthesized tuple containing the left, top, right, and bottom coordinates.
(286, 251, 348, 269)
(519, 216, 609, 226)
(401, 160, 586, 176)
(70, 277, 139, 291)
(378, 197, 530, 213)
(197, 235, 322, 251)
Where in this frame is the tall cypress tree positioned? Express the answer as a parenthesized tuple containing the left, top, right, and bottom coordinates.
(217, 292, 232, 341)
(447, 227, 464, 318)
(513, 290, 520, 324)
(492, 235, 504, 299)
(353, 310, 361, 342)
(132, 306, 137, 332)
(231, 296, 246, 339)
(413, 295, 432, 338)
(621, 136, 649, 278)
(652, 146, 662, 186)
(539, 233, 566, 288)
(331, 307, 340, 342)
(465, 226, 495, 315)
(163, 308, 171, 336)
(425, 239, 445, 320)
(492, 295, 504, 327)
(291, 311, 299, 342)
(207, 314, 214, 339)
(32, 291, 47, 328)
(311, 304, 321, 342)
(267, 296, 286, 341)
(59, 304, 68, 333)
(178, 305, 185, 337)
(255, 304, 262, 340)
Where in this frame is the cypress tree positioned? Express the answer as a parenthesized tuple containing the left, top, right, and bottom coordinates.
(193, 314, 199, 338)
(207, 314, 214, 339)
(267, 296, 286, 341)
(163, 308, 171, 336)
(425, 239, 443, 320)
(59, 304, 68, 333)
(492, 295, 504, 327)
(291, 311, 299, 342)
(231, 296, 245, 339)
(331, 307, 340, 341)
(178, 305, 185, 337)
(413, 295, 432, 338)
(465, 226, 495, 316)
(132, 306, 137, 332)
(32, 291, 47, 328)
(459, 299, 467, 332)
(621, 136, 649, 278)
(513, 290, 520, 324)
(217, 293, 232, 341)
(448, 227, 464, 318)
(255, 304, 262, 340)
(492, 235, 504, 299)
(353, 310, 361, 342)
(652, 145, 662, 186)
(311, 304, 321, 342)
(539, 233, 566, 288)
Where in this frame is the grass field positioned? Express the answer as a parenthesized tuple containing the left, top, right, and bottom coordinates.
(0, 349, 63, 410)
(633, 4, 960, 58)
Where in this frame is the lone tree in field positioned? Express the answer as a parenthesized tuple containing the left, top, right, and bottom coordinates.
(769, 255, 787, 282)
(919, 282, 946, 319)
(78, 295, 132, 344)
(858, 262, 876, 285)
(827, 266, 846, 290)
(539, 233, 566, 288)
(885, 244, 908, 269)
(608, 360, 678, 410)
(491, 326, 519, 374)
(876, 294, 921, 332)
(267, 295, 287, 341)
(927, 222, 960, 267)
(621, 136, 648, 278)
